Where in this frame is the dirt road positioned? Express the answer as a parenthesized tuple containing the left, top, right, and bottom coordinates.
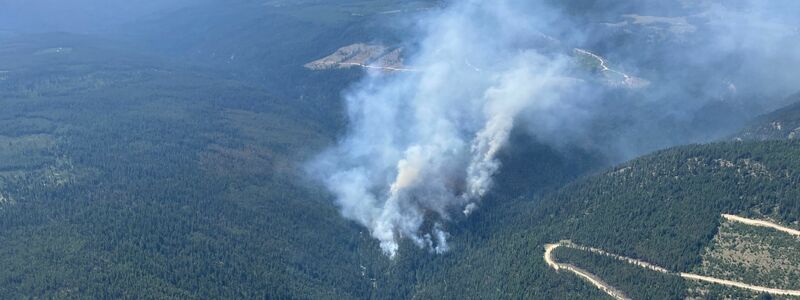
(545, 214, 800, 298)
(544, 243, 631, 300)
(337, 62, 418, 72)
(722, 214, 800, 237)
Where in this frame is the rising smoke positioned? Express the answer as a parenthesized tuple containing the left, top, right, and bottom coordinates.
(311, 0, 800, 257)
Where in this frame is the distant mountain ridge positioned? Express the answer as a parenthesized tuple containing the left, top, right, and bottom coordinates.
(735, 93, 800, 141)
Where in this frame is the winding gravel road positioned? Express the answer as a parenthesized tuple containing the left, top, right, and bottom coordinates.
(545, 214, 800, 298)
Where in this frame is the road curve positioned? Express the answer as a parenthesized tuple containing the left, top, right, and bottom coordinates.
(545, 214, 800, 298)
(573, 48, 630, 80)
(544, 243, 631, 300)
(722, 214, 800, 237)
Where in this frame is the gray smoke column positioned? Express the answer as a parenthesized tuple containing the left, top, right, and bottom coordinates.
(311, 0, 800, 257)
(311, 0, 577, 256)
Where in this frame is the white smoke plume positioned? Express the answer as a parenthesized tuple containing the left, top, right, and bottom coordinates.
(311, 0, 581, 257)
(311, 0, 800, 257)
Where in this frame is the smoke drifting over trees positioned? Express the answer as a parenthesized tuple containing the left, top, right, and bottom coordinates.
(315, 0, 800, 257)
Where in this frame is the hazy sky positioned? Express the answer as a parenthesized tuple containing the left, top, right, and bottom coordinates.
(0, 0, 200, 33)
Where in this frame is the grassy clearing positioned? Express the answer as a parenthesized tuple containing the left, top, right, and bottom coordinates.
(691, 217, 800, 299)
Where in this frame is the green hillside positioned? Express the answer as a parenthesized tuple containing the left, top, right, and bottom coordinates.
(0, 32, 384, 299)
(736, 93, 800, 141)
(1, 1, 799, 299)
(0, 30, 610, 299)
(404, 139, 800, 299)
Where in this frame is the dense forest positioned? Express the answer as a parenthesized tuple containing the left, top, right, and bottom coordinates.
(0, 0, 799, 299)
(400, 139, 800, 299)
(0, 41, 373, 299)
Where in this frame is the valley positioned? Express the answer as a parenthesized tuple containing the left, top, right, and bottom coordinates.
(0, 1, 798, 299)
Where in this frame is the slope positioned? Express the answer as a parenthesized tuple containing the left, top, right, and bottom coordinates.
(736, 93, 800, 141)
(400, 138, 800, 299)
(0, 32, 385, 299)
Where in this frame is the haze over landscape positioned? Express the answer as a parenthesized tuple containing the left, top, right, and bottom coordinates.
(0, 0, 799, 299)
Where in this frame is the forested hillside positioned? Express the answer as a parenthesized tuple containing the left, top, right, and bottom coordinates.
(0, 30, 386, 298)
(736, 93, 800, 141)
(1, 1, 799, 299)
(0, 31, 610, 299)
(401, 139, 800, 299)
